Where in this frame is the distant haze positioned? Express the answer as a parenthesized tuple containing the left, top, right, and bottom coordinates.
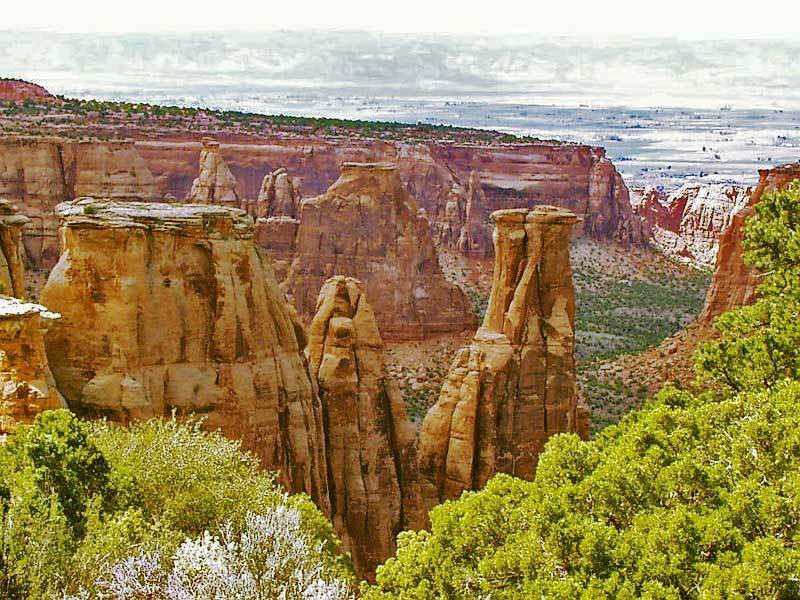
(2, 32, 799, 187)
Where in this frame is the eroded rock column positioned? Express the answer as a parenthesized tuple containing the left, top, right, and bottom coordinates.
(40, 198, 329, 511)
(186, 138, 240, 205)
(417, 206, 589, 514)
(307, 276, 417, 579)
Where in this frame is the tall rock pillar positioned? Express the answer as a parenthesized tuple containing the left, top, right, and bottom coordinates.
(416, 206, 588, 514)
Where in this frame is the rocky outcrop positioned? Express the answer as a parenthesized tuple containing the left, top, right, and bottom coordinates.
(633, 184, 751, 268)
(0, 199, 30, 297)
(701, 163, 800, 323)
(0, 79, 56, 103)
(284, 162, 475, 340)
(456, 170, 492, 258)
(0, 296, 65, 435)
(40, 198, 330, 508)
(0, 137, 160, 267)
(416, 206, 588, 514)
(307, 276, 417, 579)
(185, 138, 240, 205)
(247, 167, 301, 219)
(137, 137, 645, 249)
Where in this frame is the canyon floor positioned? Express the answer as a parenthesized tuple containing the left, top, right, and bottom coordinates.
(387, 238, 710, 431)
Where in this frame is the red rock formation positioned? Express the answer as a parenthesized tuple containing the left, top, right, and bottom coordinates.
(0, 296, 65, 435)
(307, 276, 416, 579)
(0, 79, 56, 103)
(456, 170, 492, 258)
(40, 198, 330, 509)
(633, 183, 751, 268)
(136, 137, 645, 248)
(0, 137, 160, 267)
(186, 138, 240, 205)
(701, 163, 800, 323)
(248, 167, 301, 219)
(284, 162, 475, 340)
(0, 199, 30, 297)
(416, 206, 588, 516)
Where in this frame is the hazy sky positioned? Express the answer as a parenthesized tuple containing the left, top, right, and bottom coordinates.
(4, 0, 800, 37)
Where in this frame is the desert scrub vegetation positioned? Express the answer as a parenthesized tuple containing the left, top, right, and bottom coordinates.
(0, 412, 353, 599)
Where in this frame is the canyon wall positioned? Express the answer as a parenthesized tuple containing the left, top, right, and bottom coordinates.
(0, 137, 160, 267)
(701, 163, 800, 323)
(40, 198, 330, 508)
(0, 297, 65, 434)
(416, 206, 589, 516)
(136, 137, 645, 248)
(633, 183, 751, 268)
(0, 199, 30, 297)
(307, 276, 417, 579)
(282, 162, 476, 340)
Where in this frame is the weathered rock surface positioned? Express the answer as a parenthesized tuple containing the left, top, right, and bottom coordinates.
(0, 199, 30, 297)
(0, 296, 65, 435)
(0, 137, 160, 267)
(185, 138, 240, 205)
(701, 163, 800, 322)
(284, 162, 475, 340)
(633, 183, 751, 268)
(307, 276, 417, 579)
(137, 137, 645, 249)
(247, 167, 301, 219)
(456, 170, 492, 258)
(416, 206, 588, 515)
(40, 198, 330, 508)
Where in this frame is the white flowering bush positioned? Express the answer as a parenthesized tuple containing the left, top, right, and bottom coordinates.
(69, 506, 354, 600)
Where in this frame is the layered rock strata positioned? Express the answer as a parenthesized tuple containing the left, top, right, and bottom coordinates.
(633, 183, 752, 268)
(185, 138, 240, 205)
(701, 163, 800, 322)
(0, 199, 30, 297)
(284, 162, 475, 340)
(416, 206, 588, 513)
(307, 276, 417, 579)
(0, 296, 65, 434)
(40, 198, 330, 508)
(0, 137, 160, 267)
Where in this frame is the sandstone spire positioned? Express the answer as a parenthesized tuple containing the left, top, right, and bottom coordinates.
(285, 162, 475, 340)
(185, 138, 240, 206)
(251, 167, 301, 219)
(416, 206, 589, 513)
(40, 198, 330, 510)
(307, 276, 417, 579)
(0, 297, 65, 435)
(456, 170, 491, 258)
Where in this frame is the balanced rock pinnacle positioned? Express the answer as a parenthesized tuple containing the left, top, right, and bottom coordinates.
(307, 276, 417, 579)
(285, 162, 475, 340)
(0, 296, 65, 435)
(40, 198, 330, 509)
(186, 138, 240, 206)
(416, 206, 589, 513)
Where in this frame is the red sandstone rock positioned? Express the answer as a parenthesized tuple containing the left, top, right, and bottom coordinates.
(415, 206, 588, 519)
(307, 276, 417, 579)
(0, 79, 56, 103)
(633, 183, 751, 268)
(701, 162, 800, 322)
(283, 162, 476, 341)
(186, 138, 240, 205)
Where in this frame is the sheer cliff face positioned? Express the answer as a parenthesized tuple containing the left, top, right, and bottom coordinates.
(40, 199, 330, 508)
(307, 276, 417, 579)
(284, 162, 476, 341)
(701, 163, 800, 323)
(138, 137, 645, 251)
(416, 206, 589, 514)
(0, 138, 160, 267)
(633, 183, 752, 268)
(0, 297, 65, 434)
(0, 199, 30, 298)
